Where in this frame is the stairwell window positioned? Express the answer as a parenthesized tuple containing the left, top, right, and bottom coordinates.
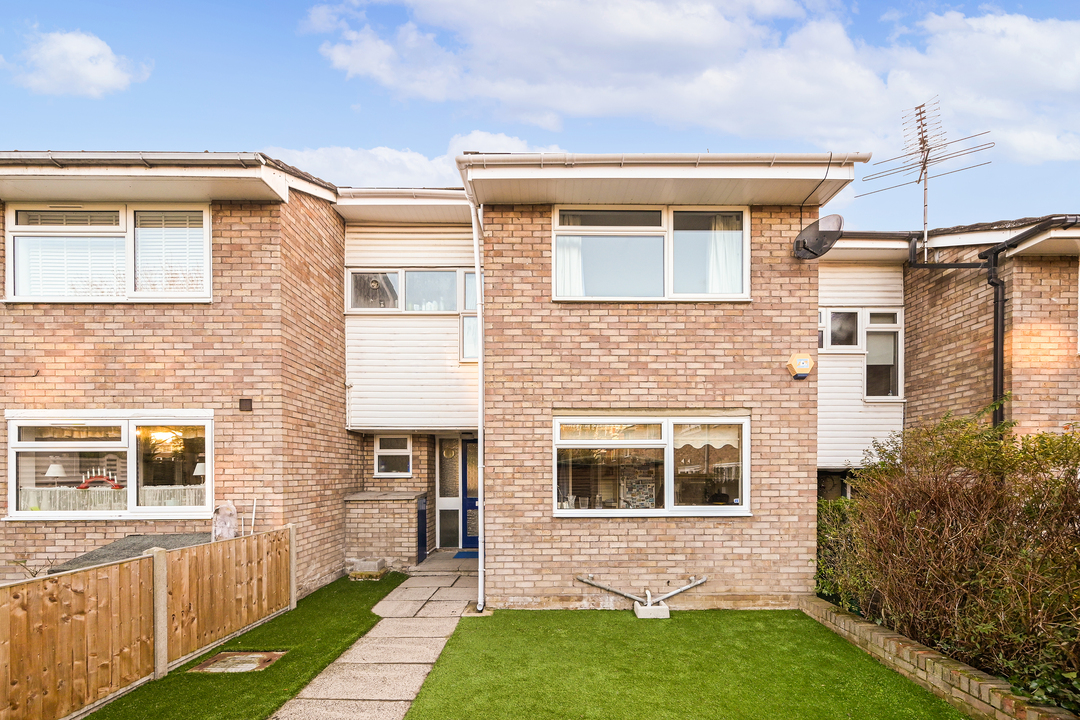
(819, 307, 904, 399)
(553, 207, 749, 301)
(7, 204, 211, 302)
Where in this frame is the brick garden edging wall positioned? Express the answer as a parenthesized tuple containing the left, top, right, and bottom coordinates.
(344, 491, 425, 567)
(799, 596, 1077, 720)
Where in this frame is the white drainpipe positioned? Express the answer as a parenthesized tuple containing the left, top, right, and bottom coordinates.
(469, 201, 486, 611)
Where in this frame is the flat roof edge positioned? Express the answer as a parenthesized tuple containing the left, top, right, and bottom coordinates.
(456, 151, 873, 171)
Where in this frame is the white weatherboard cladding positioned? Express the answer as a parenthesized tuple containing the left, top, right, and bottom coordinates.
(817, 354, 904, 468)
(345, 226, 473, 267)
(346, 315, 478, 429)
(818, 264, 904, 306)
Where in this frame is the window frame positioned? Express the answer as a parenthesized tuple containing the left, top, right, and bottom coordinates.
(5, 203, 212, 303)
(374, 435, 412, 478)
(551, 416, 751, 518)
(5, 409, 214, 520)
(818, 307, 905, 401)
(551, 205, 751, 302)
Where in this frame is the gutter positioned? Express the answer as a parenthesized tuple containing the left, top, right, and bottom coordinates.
(976, 215, 1080, 426)
(456, 151, 872, 169)
(0, 151, 270, 167)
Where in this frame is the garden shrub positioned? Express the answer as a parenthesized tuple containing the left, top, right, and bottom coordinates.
(832, 415, 1080, 712)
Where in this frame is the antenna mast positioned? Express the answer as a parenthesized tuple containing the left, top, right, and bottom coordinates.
(858, 97, 994, 264)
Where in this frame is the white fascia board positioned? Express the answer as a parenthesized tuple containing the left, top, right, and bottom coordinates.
(285, 173, 336, 203)
(335, 189, 472, 224)
(1006, 228, 1080, 257)
(0, 164, 291, 203)
(824, 239, 910, 263)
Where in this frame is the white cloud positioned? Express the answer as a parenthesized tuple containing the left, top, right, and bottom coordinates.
(14, 30, 149, 98)
(311, 2, 1080, 162)
(265, 130, 564, 188)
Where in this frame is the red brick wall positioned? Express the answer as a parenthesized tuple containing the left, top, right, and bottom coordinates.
(278, 191, 362, 593)
(479, 205, 818, 609)
(905, 248, 1079, 433)
(904, 246, 994, 426)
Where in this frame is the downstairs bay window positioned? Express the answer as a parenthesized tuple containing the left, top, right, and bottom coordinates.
(553, 417, 750, 517)
(7, 411, 213, 519)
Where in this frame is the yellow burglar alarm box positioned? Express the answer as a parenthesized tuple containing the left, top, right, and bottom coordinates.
(787, 353, 814, 380)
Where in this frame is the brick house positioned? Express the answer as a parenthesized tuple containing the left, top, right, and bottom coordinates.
(31, 150, 1055, 610)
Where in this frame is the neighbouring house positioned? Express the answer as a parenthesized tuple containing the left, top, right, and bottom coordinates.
(12, 150, 1070, 610)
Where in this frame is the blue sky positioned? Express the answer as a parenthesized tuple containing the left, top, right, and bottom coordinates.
(1, 0, 1077, 230)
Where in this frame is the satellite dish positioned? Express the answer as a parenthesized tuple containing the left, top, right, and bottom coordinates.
(793, 214, 844, 259)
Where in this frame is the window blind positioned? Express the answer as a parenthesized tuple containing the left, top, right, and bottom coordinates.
(14, 236, 125, 297)
(16, 210, 120, 227)
(134, 211, 205, 292)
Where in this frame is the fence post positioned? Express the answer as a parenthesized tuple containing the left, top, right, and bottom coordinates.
(287, 523, 297, 610)
(144, 547, 169, 679)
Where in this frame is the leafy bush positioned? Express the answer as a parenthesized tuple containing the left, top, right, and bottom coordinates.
(822, 415, 1080, 712)
(815, 497, 862, 612)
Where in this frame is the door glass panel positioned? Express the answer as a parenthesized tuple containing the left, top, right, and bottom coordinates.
(465, 442, 478, 499)
(466, 509, 479, 538)
(439, 509, 459, 547)
(439, 439, 460, 497)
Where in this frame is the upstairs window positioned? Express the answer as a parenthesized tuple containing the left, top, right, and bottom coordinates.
(553, 207, 749, 301)
(819, 307, 904, 399)
(7, 205, 211, 301)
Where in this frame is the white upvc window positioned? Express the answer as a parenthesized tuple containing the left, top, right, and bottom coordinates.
(819, 307, 904, 400)
(552, 416, 751, 517)
(6, 409, 214, 520)
(347, 267, 479, 362)
(374, 435, 412, 477)
(6, 204, 212, 302)
(552, 206, 750, 301)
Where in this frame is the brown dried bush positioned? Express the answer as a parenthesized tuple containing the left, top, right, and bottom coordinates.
(840, 415, 1080, 711)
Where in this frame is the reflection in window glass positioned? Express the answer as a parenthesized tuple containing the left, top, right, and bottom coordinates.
(15, 236, 126, 297)
(559, 209, 662, 227)
(673, 424, 742, 506)
(830, 312, 858, 346)
(555, 235, 664, 298)
(672, 212, 743, 295)
(136, 426, 206, 507)
(405, 271, 456, 311)
(464, 272, 477, 311)
(866, 332, 899, 396)
(462, 316, 478, 360)
(16, 451, 128, 511)
(557, 447, 665, 510)
(351, 272, 399, 309)
(135, 211, 206, 293)
(379, 437, 408, 450)
(869, 312, 897, 325)
(559, 423, 662, 441)
(19, 426, 122, 442)
(378, 455, 410, 474)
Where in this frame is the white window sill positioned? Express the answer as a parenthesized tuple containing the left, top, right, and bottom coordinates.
(5, 297, 213, 304)
(818, 348, 866, 355)
(5, 510, 214, 521)
(553, 509, 753, 519)
(864, 397, 906, 403)
(373, 473, 413, 479)
(552, 297, 752, 303)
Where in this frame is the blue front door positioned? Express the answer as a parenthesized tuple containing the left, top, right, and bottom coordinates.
(461, 440, 479, 548)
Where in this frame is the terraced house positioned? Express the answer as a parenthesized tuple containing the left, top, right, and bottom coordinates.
(4, 150, 1073, 610)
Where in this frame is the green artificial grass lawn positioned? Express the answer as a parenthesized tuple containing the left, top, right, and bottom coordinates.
(406, 609, 968, 720)
(87, 572, 405, 720)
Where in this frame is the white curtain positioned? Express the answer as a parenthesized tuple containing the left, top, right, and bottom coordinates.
(556, 236, 585, 296)
(705, 215, 743, 294)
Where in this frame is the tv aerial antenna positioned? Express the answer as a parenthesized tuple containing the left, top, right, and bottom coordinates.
(857, 98, 994, 263)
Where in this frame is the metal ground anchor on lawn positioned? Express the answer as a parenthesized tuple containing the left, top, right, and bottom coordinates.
(575, 574, 707, 618)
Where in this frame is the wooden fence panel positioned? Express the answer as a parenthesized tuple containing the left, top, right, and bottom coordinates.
(165, 528, 291, 663)
(0, 557, 154, 720)
(1, 528, 291, 720)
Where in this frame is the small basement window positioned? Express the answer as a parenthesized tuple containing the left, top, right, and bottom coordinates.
(374, 436, 412, 477)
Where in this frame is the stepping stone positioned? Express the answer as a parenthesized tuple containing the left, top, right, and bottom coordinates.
(372, 600, 426, 618)
(272, 699, 410, 720)
(430, 586, 476, 602)
(399, 575, 457, 588)
(339, 636, 448, 664)
(367, 617, 459, 638)
(383, 586, 438, 602)
(297, 663, 431, 701)
(417, 601, 470, 617)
